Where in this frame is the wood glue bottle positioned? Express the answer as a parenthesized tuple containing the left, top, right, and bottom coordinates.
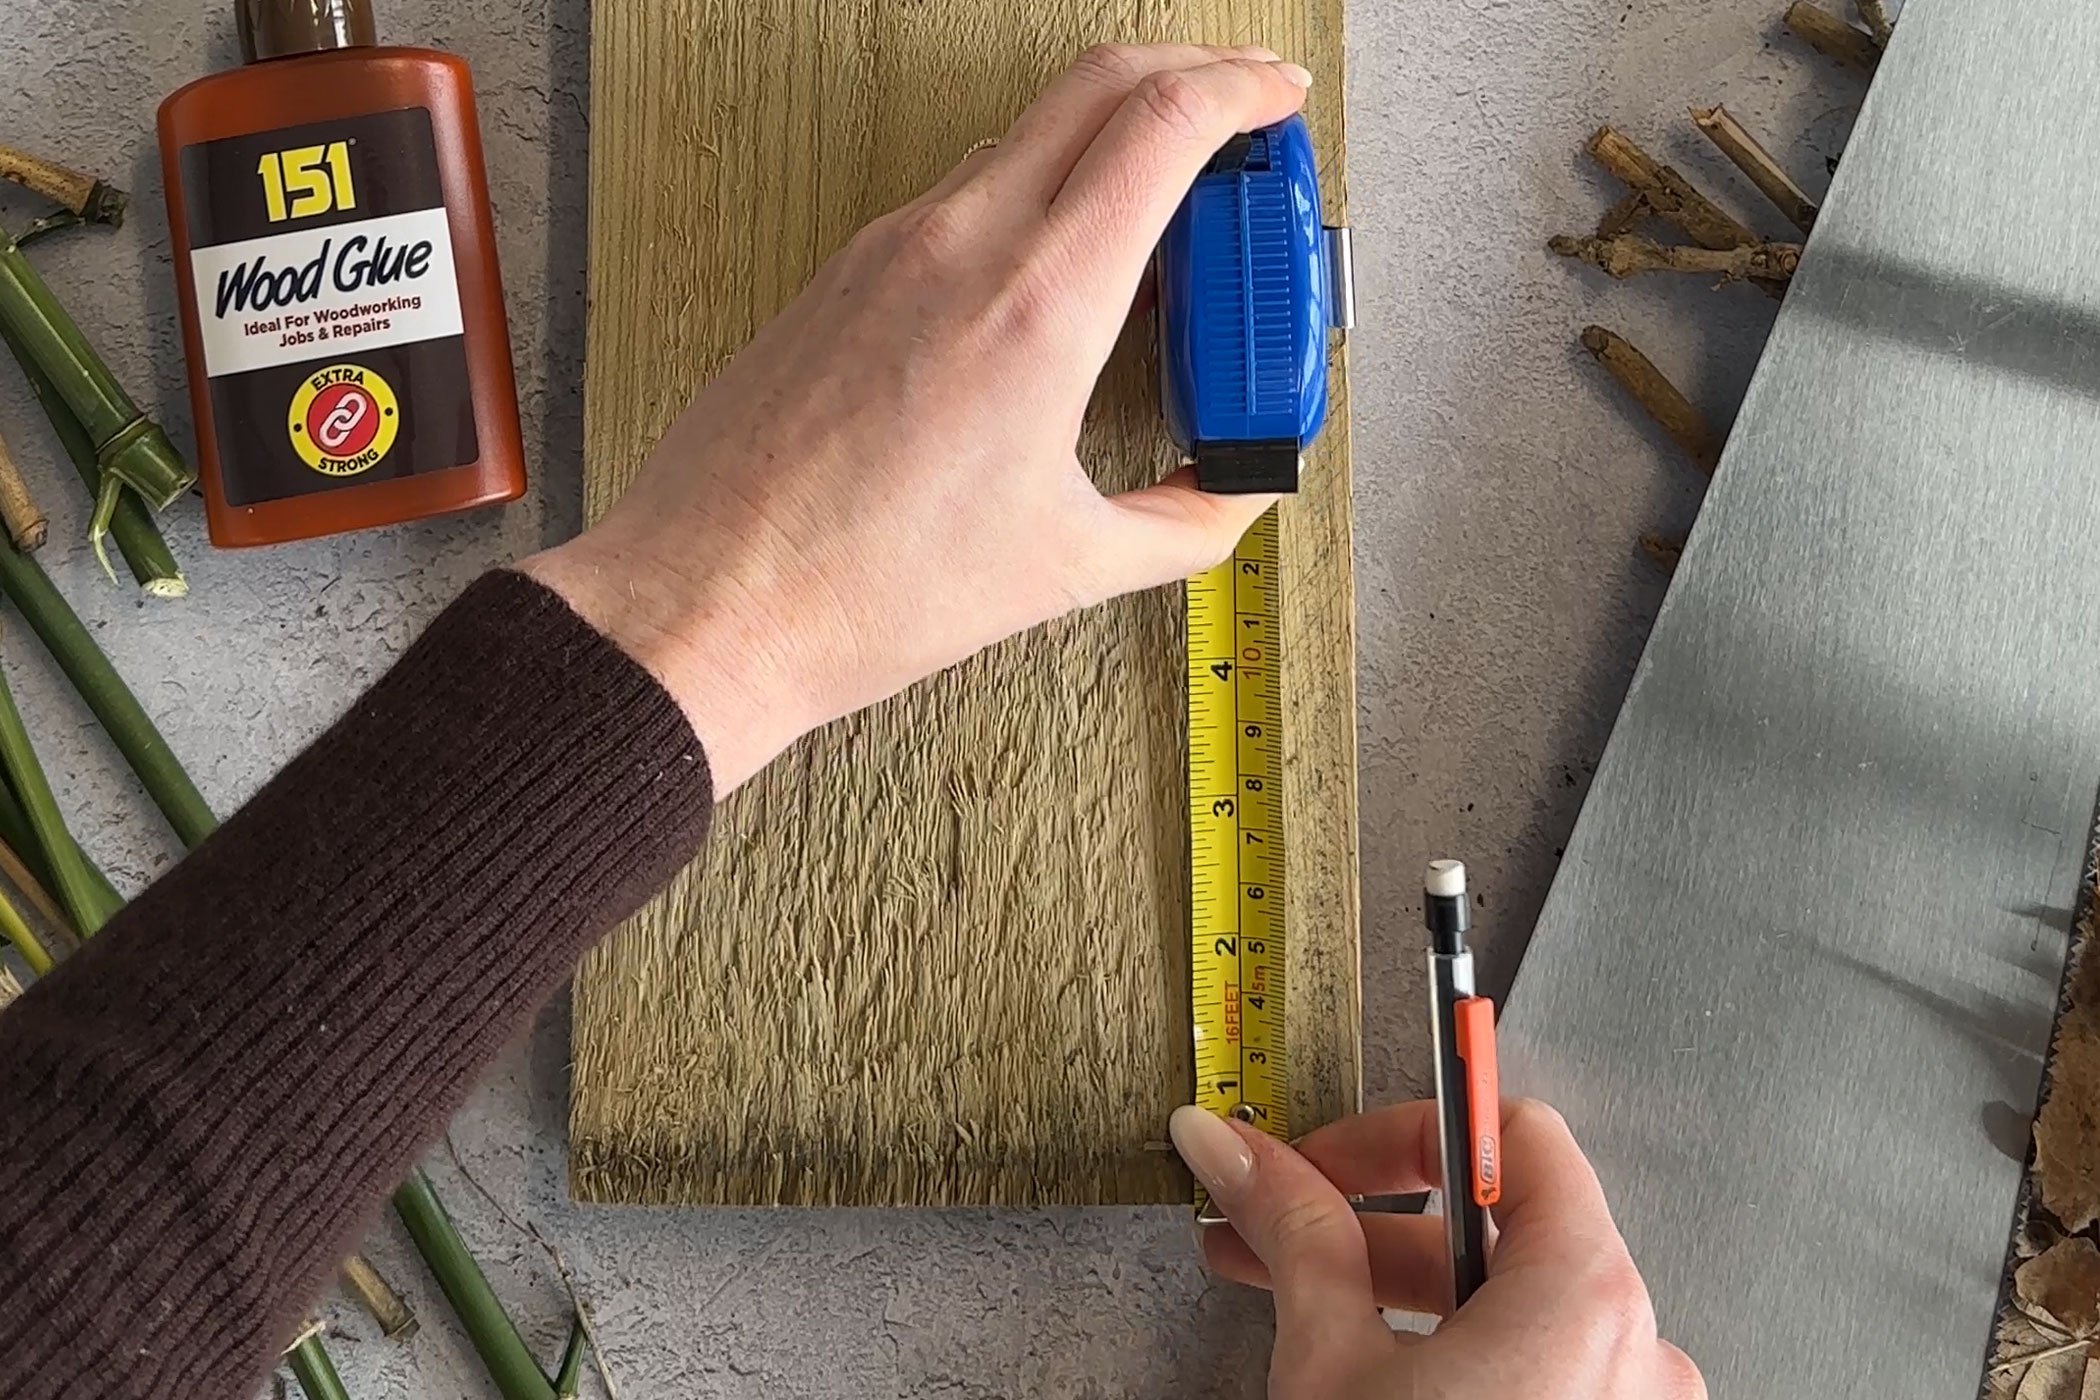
(157, 0, 525, 547)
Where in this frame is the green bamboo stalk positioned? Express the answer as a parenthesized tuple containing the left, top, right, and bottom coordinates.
(285, 1332, 352, 1400)
(0, 539, 214, 848)
(393, 1171, 558, 1400)
(552, 1321, 587, 1398)
(0, 319, 184, 597)
(0, 655, 109, 933)
(0, 772, 120, 922)
(0, 881, 51, 976)
(0, 228, 194, 576)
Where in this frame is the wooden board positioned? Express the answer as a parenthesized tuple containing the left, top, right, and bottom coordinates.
(571, 0, 1357, 1206)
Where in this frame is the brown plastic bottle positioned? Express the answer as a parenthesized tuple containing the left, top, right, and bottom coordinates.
(157, 0, 525, 547)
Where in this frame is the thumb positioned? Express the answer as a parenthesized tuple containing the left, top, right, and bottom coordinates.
(1169, 1106, 1394, 1384)
(1097, 468, 1277, 592)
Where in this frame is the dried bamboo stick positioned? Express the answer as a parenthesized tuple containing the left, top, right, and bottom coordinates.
(1550, 234, 1800, 285)
(340, 1253, 419, 1340)
(1587, 125, 1757, 251)
(0, 830, 70, 937)
(1691, 106, 1819, 235)
(1856, 0, 1894, 46)
(0, 429, 46, 552)
(1786, 2, 1882, 76)
(1580, 326, 1724, 476)
(1597, 192, 1648, 238)
(0, 144, 125, 227)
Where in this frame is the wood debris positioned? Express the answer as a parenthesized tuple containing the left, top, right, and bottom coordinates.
(1580, 326, 1722, 475)
(1785, 1, 1884, 76)
(0, 427, 46, 552)
(1550, 234, 1800, 285)
(1586, 125, 1759, 252)
(1691, 105, 1819, 234)
(1855, 0, 1894, 46)
(1639, 534, 1685, 576)
(0, 142, 126, 227)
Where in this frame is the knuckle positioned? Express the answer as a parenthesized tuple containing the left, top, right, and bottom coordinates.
(888, 198, 976, 273)
(1667, 1346, 1710, 1400)
(1586, 1258, 1658, 1339)
(988, 266, 1065, 340)
(1503, 1096, 1571, 1143)
(1265, 1195, 1349, 1255)
(1073, 42, 1144, 85)
(1130, 69, 1217, 143)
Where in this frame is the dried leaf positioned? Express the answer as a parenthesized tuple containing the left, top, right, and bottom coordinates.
(2037, 936, 2100, 1231)
(2082, 1358, 2100, 1400)
(2019, 1347, 2088, 1400)
(2019, 1239, 2100, 1336)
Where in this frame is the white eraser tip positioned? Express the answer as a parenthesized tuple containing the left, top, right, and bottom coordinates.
(1425, 859, 1467, 898)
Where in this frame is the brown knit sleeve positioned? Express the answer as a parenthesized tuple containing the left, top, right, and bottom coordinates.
(0, 569, 714, 1400)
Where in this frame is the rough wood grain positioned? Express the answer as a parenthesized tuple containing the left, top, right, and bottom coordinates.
(572, 0, 1357, 1206)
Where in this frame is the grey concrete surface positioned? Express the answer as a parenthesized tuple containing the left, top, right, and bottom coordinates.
(2, 1, 1862, 1395)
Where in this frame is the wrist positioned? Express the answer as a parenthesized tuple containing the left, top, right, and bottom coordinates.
(518, 534, 813, 794)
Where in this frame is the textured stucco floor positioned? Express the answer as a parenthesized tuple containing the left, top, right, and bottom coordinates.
(3, 2, 1860, 1395)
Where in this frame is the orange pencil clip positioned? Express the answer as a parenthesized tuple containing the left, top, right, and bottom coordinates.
(1454, 996, 1501, 1207)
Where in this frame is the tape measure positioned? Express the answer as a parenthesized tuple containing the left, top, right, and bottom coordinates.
(1157, 114, 1352, 1195)
(1187, 507, 1288, 1140)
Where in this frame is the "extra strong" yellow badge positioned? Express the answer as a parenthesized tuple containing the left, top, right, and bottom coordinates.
(287, 363, 399, 476)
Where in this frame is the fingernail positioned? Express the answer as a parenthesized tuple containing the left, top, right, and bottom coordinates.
(1170, 1105, 1256, 1194)
(1274, 61, 1314, 88)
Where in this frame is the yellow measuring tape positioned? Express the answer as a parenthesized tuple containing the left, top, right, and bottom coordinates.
(1188, 505, 1288, 1182)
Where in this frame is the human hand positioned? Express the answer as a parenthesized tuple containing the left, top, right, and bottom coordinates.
(1169, 1100, 1706, 1400)
(526, 44, 1314, 791)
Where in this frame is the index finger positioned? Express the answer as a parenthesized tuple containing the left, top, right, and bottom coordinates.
(972, 44, 1284, 206)
(1289, 1100, 1443, 1198)
(1044, 57, 1311, 323)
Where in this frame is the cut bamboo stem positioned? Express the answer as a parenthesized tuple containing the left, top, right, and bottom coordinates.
(0, 882, 52, 977)
(0, 429, 47, 552)
(553, 1321, 587, 1398)
(0, 775, 119, 922)
(1691, 106, 1819, 235)
(0, 321, 184, 597)
(0, 229, 194, 577)
(1587, 125, 1757, 251)
(340, 1252, 419, 1340)
(0, 539, 216, 848)
(285, 1332, 352, 1400)
(0, 652, 111, 934)
(1856, 0, 1894, 46)
(1579, 326, 1724, 476)
(1550, 234, 1801, 285)
(395, 1171, 561, 1400)
(1785, 2, 1883, 75)
(0, 830, 70, 937)
(0, 144, 126, 227)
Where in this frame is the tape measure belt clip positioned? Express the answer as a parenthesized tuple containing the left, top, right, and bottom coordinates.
(1156, 113, 1352, 496)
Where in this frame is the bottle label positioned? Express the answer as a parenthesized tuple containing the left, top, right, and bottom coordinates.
(178, 107, 479, 506)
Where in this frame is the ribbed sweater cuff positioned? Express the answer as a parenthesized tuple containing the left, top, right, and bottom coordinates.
(0, 568, 713, 1400)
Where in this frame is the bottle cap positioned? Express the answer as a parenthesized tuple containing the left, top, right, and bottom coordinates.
(238, 0, 378, 62)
